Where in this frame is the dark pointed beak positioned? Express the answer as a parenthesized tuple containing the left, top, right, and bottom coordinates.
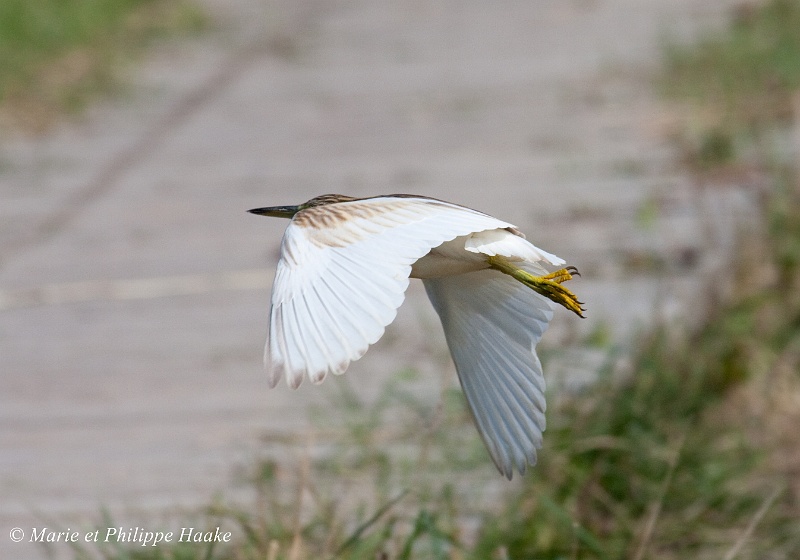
(248, 205, 299, 219)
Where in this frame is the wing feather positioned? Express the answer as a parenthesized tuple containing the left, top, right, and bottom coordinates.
(284, 298, 315, 388)
(423, 269, 555, 479)
(295, 291, 337, 384)
(471, 324, 537, 470)
(265, 196, 515, 387)
(307, 281, 355, 372)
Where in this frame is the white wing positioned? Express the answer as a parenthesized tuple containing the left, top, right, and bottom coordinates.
(423, 269, 555, 479)
(266, 196, 515, 388)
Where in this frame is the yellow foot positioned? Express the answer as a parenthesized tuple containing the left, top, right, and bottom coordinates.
(541, 266, 581, 285)
(530, 272, 585, 318)
(487, 258, 586, 318)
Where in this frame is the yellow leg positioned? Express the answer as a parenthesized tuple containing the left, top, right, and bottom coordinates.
(487, 257, 586, 318)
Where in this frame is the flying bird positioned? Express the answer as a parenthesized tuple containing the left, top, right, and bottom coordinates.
(249, 194, 584, 478)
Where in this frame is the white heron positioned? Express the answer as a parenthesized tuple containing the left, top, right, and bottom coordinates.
(249, 194, 584, 478)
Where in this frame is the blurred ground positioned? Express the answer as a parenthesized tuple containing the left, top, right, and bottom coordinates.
(0, 0, 756, 558)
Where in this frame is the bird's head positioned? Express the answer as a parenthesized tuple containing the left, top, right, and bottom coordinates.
(248, 194, 357, 219)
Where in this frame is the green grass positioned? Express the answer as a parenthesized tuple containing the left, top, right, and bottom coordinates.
(57, 1, 800, 558)
(0, 0, 205, 131)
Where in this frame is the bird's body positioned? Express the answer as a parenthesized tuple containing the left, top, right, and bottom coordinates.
(250, 194, 584, 478)
(410, 235, 490, 278)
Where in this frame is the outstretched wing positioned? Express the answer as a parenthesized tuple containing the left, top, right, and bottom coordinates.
(423, 269, 555, 479)
(266, 196, 514, 388)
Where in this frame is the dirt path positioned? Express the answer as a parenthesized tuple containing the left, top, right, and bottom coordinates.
(1, 1, 746, 558)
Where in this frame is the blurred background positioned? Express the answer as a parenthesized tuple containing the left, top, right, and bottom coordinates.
(2, 1, 798, 558)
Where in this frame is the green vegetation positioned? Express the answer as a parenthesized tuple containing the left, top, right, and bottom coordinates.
(0, 0, 205, 131)
(665, 0, 800, 118)
(663, 0, 800, 168)
(58, 0, 800, 558)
